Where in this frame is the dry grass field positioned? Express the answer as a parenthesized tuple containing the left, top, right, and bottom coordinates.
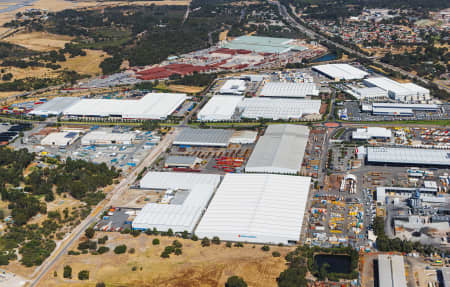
(58, 50, 108, 76)
(5, 32, 74, 52)
(40, 233, 293, 287)
(167, 85, 205, 94)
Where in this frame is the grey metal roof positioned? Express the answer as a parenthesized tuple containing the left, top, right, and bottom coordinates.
(367, 147, 450, 166)
(165, 155, 197, 166)
(245, 124, 309, 174)
(173, 128, 233, 147)
(442, 267, 450, 287)
(30, 97, 80, 115)
(378, 255, 407, 287)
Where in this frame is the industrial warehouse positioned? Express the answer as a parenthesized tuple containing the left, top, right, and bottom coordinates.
(259, 82, 319, 98)
(81, 131, 137, 146)
(173, 128, 234, 147)
(352, 127, 392, 140)
(28, 97, 80, 117)
(197, 96, 243, 121)
(63, 93, 187, 119)
(41, 131, 80, 147)
(239, 98, 321, 120)
(366, 147, 450, 166)
(132, 172, 222, 233)
(377, 255, 407, 287)
(312, 64, 368, 80)
(245, 124, 309, 174)
(222, 35, 308, 54)
(195, 173, 312, 245)
(219, 79, 247, 95)
(363, 77, 430, 102)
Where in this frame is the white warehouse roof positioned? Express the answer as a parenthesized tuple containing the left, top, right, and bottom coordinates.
(29, 97, 80, 116)
(312, 64, 368, 80)
(63, 93, 186, 119)
(81, 131, 136, 145)
(367, 147, 450, 166)
(219, 79, 246, 95)
(260, 82, 319, 98)
(41, 131, 79, 147)
(173, 128, 234, 147)
(364, 77, 430, 101)
(352, 127, 392, 140)
(195, 173, 311, 245)
(239, 98, 321, 120)
(197, 96, 243, 121)
(245, 124, 309, 174)
(140, 171, 221, 190)
(378, 255, 407, 287)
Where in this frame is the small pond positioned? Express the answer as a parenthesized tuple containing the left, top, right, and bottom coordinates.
(311, 53, 338, 63)
(314, 254, 351, 274)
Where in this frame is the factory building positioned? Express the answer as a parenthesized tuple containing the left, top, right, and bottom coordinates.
(197, 96, 243, 121)
(229, 130, 258, 145)
(63, 93, 186, 120)
(312, 64, 369, 81)
(81, 131, 136, 145)
(238, 98, 321, 120)
(219, 80, 247, 95)
(363, 77, 430, 102)
(376, 186, 442, 203)
(378, 255, 407, 287)
(352, 127, 392, 140)
(348, 86, 388, 100)
(41, 131, 80, 147)
(164, 155, 200, 168)
(245, 124, 309, 174)
(367, 147, 450, 167)
(195, 173, 311, 245)
(133, 172, 221, 233)
(28, 97, 80, 117)
(222, 35, 307, 54)
(362, 102, 440, 116)
(173, 128, 234, 147)
(260, 82, 319, 98)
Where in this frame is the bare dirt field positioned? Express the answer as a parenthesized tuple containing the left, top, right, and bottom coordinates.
(5, 32, 74, 52)
(40, 233, 293, 287)
(111, 188, 161, 208)
(167, 85, 205, 94)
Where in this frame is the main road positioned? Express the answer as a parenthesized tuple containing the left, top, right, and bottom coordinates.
(29, 128, 180, 287)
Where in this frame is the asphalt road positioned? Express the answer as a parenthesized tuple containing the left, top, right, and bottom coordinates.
(29, 128, 180, 287)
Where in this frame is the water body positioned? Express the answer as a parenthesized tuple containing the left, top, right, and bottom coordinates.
(314, 254, 351, 274)
(0, 0, 37, 14)
(311, 53, 337, 63)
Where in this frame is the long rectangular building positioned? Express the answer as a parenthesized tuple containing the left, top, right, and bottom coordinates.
(195, 173, 311, 245)
(63, 93, 186, 120)
(364, 77, 430, 102)
(173, 128, 234, 147)
(245, 124, 309, 174)
(239, 98, 321, 120)
(312, 64, 368, 80)
(367, 147, 450, 166)
(197, 96, 243, 122)
(29, 97, 80, 116)
(378, 255, 407, 287)
(81, 131, 136, 145)
(260, 82, 319, 98)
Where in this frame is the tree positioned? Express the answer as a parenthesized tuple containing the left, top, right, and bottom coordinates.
(174, 248, 182, 255)
(226, 242, 232, 248)
(85, 227, 95, 239)
(212, 236, 221, 245)
(261, 245, 270, 252)
(128, 247, 135, 254)
(114, 245, 127, 254)
(191, 234, 198, 241)
(172, 240, 182, 249)
(272, 251, 281, 257)
(78, 270, 89, 280)
(96, 283, 106, 287)
(152, 238, 160, 245)
(167, 228, 174, 237)
(63, 265, 72, 279)
(201, 237, 210, 247)
(225, 275, 247, 287)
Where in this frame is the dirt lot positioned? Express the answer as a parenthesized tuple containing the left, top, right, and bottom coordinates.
(111, 188, 162, 208)
(5, 32, 74, 52)
(40, 233, 293, 287)
(167, 85, 205, 94)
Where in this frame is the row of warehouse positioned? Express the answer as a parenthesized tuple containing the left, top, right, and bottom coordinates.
(29, 93, 187, 120)
(41, 130, 138, 147)
(197, 96, 322, 121)
(133, 172, 311, 245)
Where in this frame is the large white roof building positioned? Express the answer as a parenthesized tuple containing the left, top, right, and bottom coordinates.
(363, 77, 430, 102)
(195, 173, 311, 244)
(29, 97, 80, 116)
(352, 127, 392, 140)
(219, 80, 247, 95)
(197, 96, 243, 121)
(378, 255, 407, 287)
(245, 124, 309, 174)
(367, 147, 450, 166)
(173, 128, 234, 147)
(238, 98, 321, 120)
(63, 93, 186, 119)
(41, 131, 80, 147)
(133, 172, 222, 233)
(312, 64, 369, 80)
(81, 131, 136, 145)
(260, 82, 319, 98)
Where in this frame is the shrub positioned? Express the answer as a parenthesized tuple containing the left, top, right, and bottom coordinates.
(181, 230, 189, 239)
(152, 238, 160, 245)
(78, 270, 89, 280)
(128, 247, 135, 254)
(98, 235, 108, 244)
(164, 246, 174, 253)
(191, 234, 198, 241)
(172, 240, 182, 249)
(226, 242, 232, 248)
(85, 227, 95, 239)
(68, 250, 80, 256)
(131, 266, 137, 271)
(63, 265, 72, 279)
(167, 228, 174, 236)
(225, 275, 247, 287)
(272, 251, 281, 257)
(114, 245, 127, 254)
(96, 283, 106, 287)
(160, 251, 170, 258)
(261, 245, 270, 252)
(212, 236, 221, 245)
(201, 237, 210, 247)
(234, 242, 244, 247)
(97, 246, 109, 254)
(174, 248, 182, 255)
(131, 230, 141, 237)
